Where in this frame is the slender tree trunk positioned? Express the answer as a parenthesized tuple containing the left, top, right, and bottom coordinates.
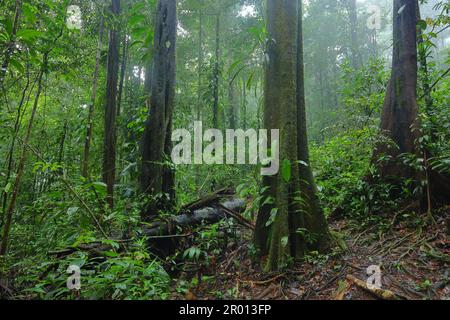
(415, 1, 433, 114)
(117, 32, 128, 119)
(58, 121, 68, 166)
(296, 0, 330, 252)
(227, 78, 237, 129)
(83, 14, 105, 178)
(140, 0, 177, 215)
(195, 4, 204, 185)
(212, 14, 220, 129)
(346, 0, 362, 69)
(0, 0, 22, 90)
(415, 1, 450, 206)
(374, 0, 420, 182)
(0, 54, 47, 256)
(116, 31, 129, 180)
(242, 77, 247, 130)
(103, 0, 121, 209)
(371, 29, 378, 59)
(1, 60, 31, 228)
(197, 2, 203, 122)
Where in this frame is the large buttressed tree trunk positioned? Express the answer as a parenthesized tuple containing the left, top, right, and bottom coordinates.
(374, 0, 419, 181)
(103, 0, 121, 209)
(140, 0, 177, 214)
(255, 0, 329, 271)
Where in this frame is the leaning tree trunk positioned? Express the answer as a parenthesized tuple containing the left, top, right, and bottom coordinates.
(0, 54, 47, 256)
(296, 0, 330, 253)
(1, 62, 30, 222)
(103, 0, 121, 209)
(140, 0, 177, 215)
(374, 0, 420, 183)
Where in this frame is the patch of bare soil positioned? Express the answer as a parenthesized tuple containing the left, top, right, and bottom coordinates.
(172, 208, 449, 301)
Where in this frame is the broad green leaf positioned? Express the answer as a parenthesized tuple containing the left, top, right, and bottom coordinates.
(282, 159, 292, 182)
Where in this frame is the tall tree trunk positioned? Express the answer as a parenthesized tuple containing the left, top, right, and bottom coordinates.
(103, 0, 121, 209)
(212, 14, 220, 129)
(254, 0, 303, 271)
(374, 0, 419, 182)
(296, 0, 330, 252)
(195, 4, 204, 186)
(255, 0, 330, 271)
(83, 14, 105, 178)
(197, 2, 203, 122)
(117, 32, 128, 119)
(140, 0, 177, 215)
(0, 0, 22, 90)
(0, 54, 47, 256)
(116, 31, 129, 181)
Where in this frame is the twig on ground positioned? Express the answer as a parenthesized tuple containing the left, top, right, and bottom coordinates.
(346, 275, 404, 300)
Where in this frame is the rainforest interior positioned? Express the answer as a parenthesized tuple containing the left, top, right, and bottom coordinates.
(0, 0, 449, 301)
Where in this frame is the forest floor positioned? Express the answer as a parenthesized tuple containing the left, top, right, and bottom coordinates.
(172, 206, 450, 300)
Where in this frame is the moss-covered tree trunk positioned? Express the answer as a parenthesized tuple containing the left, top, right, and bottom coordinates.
(140, 0, 177, 216)
(374, 0, 420, 182)
(255, 0, 329, 272)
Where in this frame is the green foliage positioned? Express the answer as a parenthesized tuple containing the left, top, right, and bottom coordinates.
(25, 244, 170, 300)
(340, 58, 388, 124)
(310, 127, 377, 217)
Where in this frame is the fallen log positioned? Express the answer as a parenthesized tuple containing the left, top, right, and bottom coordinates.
(142, 198, 247, 238)
(46, 198, 248, 262)
(180, 188, 235, 213)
